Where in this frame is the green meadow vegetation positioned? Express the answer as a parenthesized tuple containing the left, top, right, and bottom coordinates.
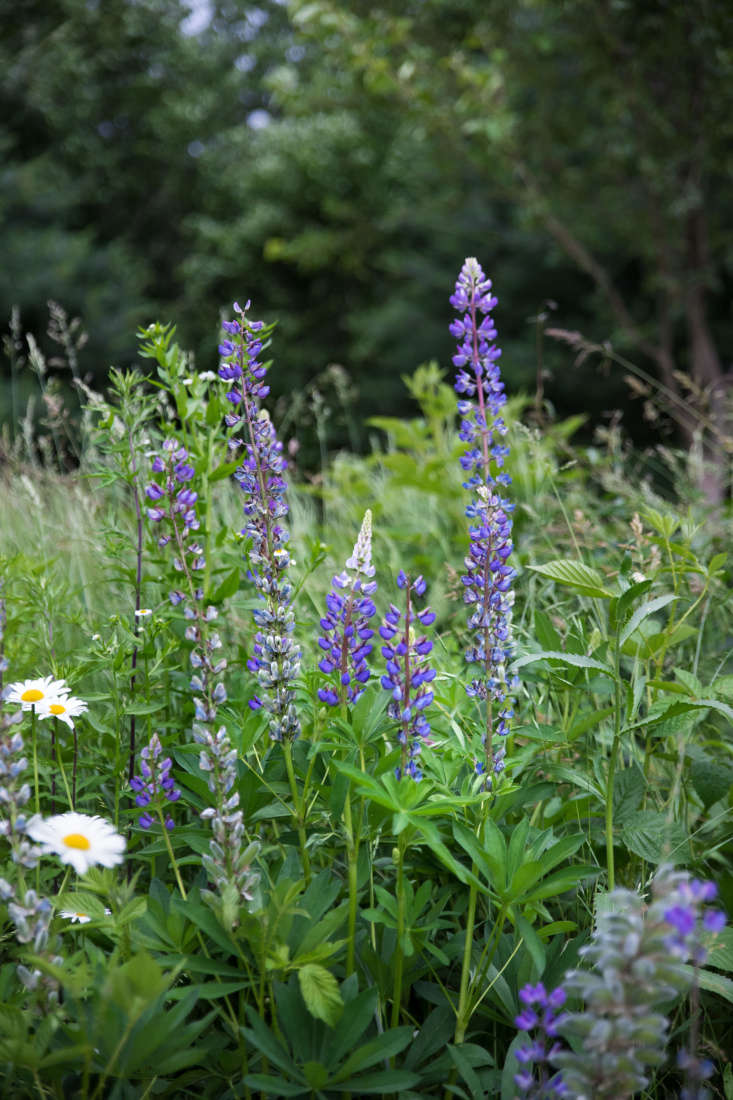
(0, 268, 732, 1098)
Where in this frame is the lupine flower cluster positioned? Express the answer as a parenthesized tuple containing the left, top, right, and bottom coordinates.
(318, 510, 377, 707)
(130, 732, 181, 830)
(450, 258, 518, 781)
(380, 572, 436, 781)
(195, 723, 260, 931)
(514, 867, 727, 1099)
(219, 301, 301, 742)
(514, 983, 568, 1098)
(146, 438, 204, 605)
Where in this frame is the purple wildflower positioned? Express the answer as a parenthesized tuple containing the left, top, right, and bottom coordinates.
(219, 302, 300, 741)
(380, 572, 436, 781)
(317, 510, 377, 707)
(146, 441, 228, 731)
(451, 258, 518, 781)
(129, 733, 181, 830)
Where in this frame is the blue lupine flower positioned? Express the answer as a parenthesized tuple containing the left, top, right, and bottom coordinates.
(219, 302, 300, 741)
(451, 258, 518, 781)
(129, 732, 181, 830)
(380, 571, 436, 781)
(514, 982, 568, 1098)
(317, 510, 377, 707)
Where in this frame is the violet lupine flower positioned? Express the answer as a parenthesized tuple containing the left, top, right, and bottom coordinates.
(450, 258, 518, 781)
(514, 983, 568, 1099)
(146, 442, 228, 729)
(317, 510, 377, 707)
(380, 572, 436, 781)
(129, 733, 181, 830)
(146, 438, 204, 606)
(219, 302, 301, 742)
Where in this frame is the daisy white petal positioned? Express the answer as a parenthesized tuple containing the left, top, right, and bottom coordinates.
(36, 695, 88, 730)
(5, 676, 71, 711)
(26, 813, 125, 875)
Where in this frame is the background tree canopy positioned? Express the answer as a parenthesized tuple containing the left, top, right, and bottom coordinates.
(1, 0, 731, 470)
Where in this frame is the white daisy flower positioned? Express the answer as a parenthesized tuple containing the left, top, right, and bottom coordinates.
(26, 813, 126, 875)
(134, 608, 153, 619)
(4, 676, 70, 711)
(59, 908, 112, 923)
(36, 695, 88, 730)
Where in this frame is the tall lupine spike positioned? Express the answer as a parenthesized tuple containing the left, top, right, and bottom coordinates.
(146, 441, 227, 730)
(451, 258, 518, 783)
(219, 301, 301, 742)
(318, 510, 377, 707)
(380, 571, 436, 781)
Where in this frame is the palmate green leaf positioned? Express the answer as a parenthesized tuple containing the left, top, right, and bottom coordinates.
(513, 913, 546, 975)
(243, 1075, 306, 1096)
(243, 1008, 299, 1076)
(298, 963, 344, 1027)
(528, 559, 614, 598)
(521, 864, 598, 904)
(332, 1026, 414, 1081)
(619, 593, 678, 647)
(333, 1069, 422, 1093)
(704, 927, 733, 973)
(512, 650, 616, 678)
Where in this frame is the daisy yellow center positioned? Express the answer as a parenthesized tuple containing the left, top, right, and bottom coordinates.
(21, 688, 44, 702)
(62, 833, 91, 851)
(49, 703, 67, 715)
(75, 912, 88, 919)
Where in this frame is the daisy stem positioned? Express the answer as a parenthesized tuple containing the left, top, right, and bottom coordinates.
(72, 726, 78, 808)
(31, 710, 40, 816)
(54, 735, 73, 810)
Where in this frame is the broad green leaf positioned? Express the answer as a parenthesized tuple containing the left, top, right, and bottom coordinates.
(243, 1076, 306, 1096)
(528, 559, 613, 598)
(677, 966, 733, 1005)
(335, 1069, 421, 1093)
(619, 593, 677, 647)
(298, 964, 343, 1027)
(704, 927, 733, 973)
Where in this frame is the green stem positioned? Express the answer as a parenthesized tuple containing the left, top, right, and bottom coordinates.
(391, 835, 407, 1031)
(343, 792, 359, 977)
(283, 740, 311, 885)
(606, 622, 623, 890)
(454, 869, 478, 1044)
(158, 810, 188, 900)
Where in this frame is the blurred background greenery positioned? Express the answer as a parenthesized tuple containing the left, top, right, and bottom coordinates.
(1, 0, 731, 482)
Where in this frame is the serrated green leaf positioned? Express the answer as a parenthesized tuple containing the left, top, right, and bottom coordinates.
(620, 811, 688, 863)
(298, 964, 343, 1027)
(512, 651, 616, 677)
(528, 559, 613, 598)
(619, 594, 677, 647)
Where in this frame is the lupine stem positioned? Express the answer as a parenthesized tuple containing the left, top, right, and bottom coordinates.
(390, 833, 407, 1030)
(343, 790, 359, 977)
(283, 740, 310, 886)
(605, 620, 623, 891)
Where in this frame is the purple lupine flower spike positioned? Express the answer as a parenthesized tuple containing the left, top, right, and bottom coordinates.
(130, 732, 181, 830)
(451, 258, 518, 782)
(219, 301, 301, 741)
(145, 441, 227, 730)
(380, 572, 436, 781)
(317, 510, 377, 707)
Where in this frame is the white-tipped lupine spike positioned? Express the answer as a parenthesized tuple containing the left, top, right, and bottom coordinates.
(345, 509, 375, 576)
